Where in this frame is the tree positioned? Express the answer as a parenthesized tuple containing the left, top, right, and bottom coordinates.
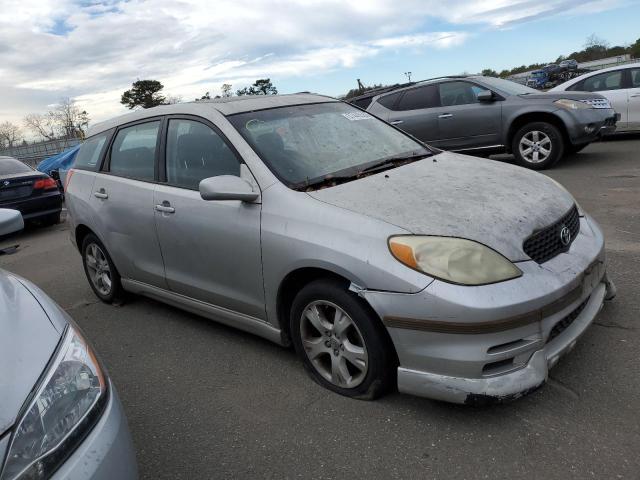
(221, 83, 233, 97)
(197, 92, 211, 101)
(120, 80, 166, 109)
(236, 78, 278, 96)
(481, 68, 498, 77)
(53, 98, 89, 139)
(630, 37, 640, 59)
(0, 122, 22, 148)
(24, 112, 58, 141)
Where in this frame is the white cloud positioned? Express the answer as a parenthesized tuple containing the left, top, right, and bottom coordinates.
(0, 0, 627, 126)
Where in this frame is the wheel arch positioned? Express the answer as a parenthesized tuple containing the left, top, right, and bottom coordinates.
(506, 111, 570, 152)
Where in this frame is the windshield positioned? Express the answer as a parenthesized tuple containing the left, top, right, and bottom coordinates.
(0, 158, 32, 175)
(227, 102, 431, 189)
(481, 76, 539, 94)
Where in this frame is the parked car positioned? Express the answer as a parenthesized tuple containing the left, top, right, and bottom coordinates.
(66, 94, 615, 404)
(550, 61, 640, 133)
(366, 75, 617, 168)
(0, 208, 137, 480)
(0, 156, 63, 225)
(559, 59, 578, 70)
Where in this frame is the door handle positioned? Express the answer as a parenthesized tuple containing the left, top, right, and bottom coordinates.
(94, 189, 108, 199)
(390, 120, 404, 125)
(438, 113, 453, 119)
(155, 201, 175, 214)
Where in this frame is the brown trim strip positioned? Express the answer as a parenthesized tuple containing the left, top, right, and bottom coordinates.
(383, 283, 584, 334)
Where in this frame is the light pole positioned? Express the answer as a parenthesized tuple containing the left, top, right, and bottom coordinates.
(404, 71, 412, 82)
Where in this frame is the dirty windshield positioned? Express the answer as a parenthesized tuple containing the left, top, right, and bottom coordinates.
(228, 102, 431, 190)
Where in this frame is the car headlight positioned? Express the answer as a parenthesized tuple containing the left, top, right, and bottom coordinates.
(388, 236, 522, 286)
(0, 326, 108, 480)
(554, 99, 591, 110)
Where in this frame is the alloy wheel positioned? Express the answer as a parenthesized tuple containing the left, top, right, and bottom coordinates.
(85, 243, 112, 296)
(519, 130, 552, 164)
(299, 300, 369, 388)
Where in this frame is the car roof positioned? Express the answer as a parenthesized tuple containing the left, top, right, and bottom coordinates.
(551, 60, 640, 90)
(372, 75, 479, 101)
(87, 93, 337, 137)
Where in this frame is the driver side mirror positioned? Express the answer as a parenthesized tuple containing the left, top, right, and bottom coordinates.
(477, 90, 494, 102)
(0, 209, 24, 237)
(199, 175, 259, 202)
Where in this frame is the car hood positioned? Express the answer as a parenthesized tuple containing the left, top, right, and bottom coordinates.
(519, 91, 605, 101)
(0, 270, 62, 437)
(307, 151, 575, 262)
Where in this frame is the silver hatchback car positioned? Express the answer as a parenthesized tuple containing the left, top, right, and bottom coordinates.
(66, 94, 615, 404)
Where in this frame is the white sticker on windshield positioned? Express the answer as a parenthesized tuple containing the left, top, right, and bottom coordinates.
(342, 112, 373, 121)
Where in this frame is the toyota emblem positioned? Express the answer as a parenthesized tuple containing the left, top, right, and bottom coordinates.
(560, 225, 571, 246)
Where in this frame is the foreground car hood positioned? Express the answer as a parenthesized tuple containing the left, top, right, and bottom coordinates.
(307, 151, 574, 262)
(0, 270, 62, 436)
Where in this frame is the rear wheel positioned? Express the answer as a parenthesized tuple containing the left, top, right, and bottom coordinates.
(512, 121, 564, 170)
(82, 234, 124, 303)
(290, 279, 395, 400)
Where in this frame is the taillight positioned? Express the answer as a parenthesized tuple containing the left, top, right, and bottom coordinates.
(33, 178, 58, 190)
(64, 169, 75, 192)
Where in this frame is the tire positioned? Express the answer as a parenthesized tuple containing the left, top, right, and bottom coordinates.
(511, 121, 565, 170)
(82, 234, 124, 303)
(290, 279, 395, 400)
(42, 212, 61, 226)
(567, 142, 589, 155)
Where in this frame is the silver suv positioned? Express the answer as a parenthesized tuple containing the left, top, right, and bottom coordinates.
(66, 94, 615, 404)
(364, 76, 617, 169)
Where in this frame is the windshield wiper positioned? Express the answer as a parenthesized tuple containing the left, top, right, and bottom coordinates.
(359, 152, 432, 175)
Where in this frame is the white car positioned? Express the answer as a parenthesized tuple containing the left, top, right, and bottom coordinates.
(550, 62, 640, 133)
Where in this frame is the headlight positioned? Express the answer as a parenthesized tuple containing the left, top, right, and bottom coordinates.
(1, 326, 107, 480)
(388, 236, 522, 286)
(554, 99, 590, 110)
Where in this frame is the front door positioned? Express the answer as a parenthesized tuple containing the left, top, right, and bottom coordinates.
(434, 81, 502, 150)
(90, 119, 167, 288)
(627, 67, 640, 131)
(153, 117, 265, 319)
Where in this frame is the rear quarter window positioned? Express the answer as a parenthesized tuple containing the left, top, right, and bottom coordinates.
(74, 130, 111, 171)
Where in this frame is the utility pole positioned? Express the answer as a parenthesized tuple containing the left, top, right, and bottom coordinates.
(404, 71, 412, 82)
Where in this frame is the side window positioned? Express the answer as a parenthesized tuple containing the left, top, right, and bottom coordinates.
(165, 119, 241, 190)
(567, 79, 585, 92)
(631, 69, 640, 88)
(580, 71, 623, 92)
(109, 121, 160, 181)
(396, 85, 439, 111)
(377, 91, 402, 110)
(74, 131, 110, 171)
(439, 82, 480, 107)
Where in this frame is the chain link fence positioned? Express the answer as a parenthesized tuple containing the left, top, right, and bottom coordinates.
(0, 135, 82, 168)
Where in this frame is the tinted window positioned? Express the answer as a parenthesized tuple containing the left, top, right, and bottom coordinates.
(439, 81, 480, 106)
(109, 121, 160, 181)
(0, 158, 31, 175)
(351, 97, 373, 109)
(166, 119, 241, 190)
(75, 131, 109, 171)
(377, 91, 402, 109)
(396, 85, 439, 111)
(577, 71, 623, 92)
(228, 102, 429, 188)
(631, 69, 640, 88)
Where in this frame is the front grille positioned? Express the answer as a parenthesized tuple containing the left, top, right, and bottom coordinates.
(547, 296, 589, 343)
(581, 98, 611, 109)
(523, 205, 580, 264)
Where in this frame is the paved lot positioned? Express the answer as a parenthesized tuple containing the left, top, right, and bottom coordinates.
(2, 137, 639, 479)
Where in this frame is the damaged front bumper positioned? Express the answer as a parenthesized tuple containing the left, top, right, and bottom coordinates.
(362, 214, 615, 404)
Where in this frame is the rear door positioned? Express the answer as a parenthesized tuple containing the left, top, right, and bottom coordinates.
(433, 80, 502, 150)
(89, 119, 167, 288)
(153, 117, 265, 319)
(386, 85, 441, 144)
(570, 69, 628, 130)
(627, 67, 640, 131)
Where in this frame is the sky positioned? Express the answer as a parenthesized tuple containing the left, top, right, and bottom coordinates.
(1, 0, 639, 129)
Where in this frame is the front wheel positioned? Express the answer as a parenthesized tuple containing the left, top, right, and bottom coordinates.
(290, 279, 395, 400)
(512, 121, 565, 170)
